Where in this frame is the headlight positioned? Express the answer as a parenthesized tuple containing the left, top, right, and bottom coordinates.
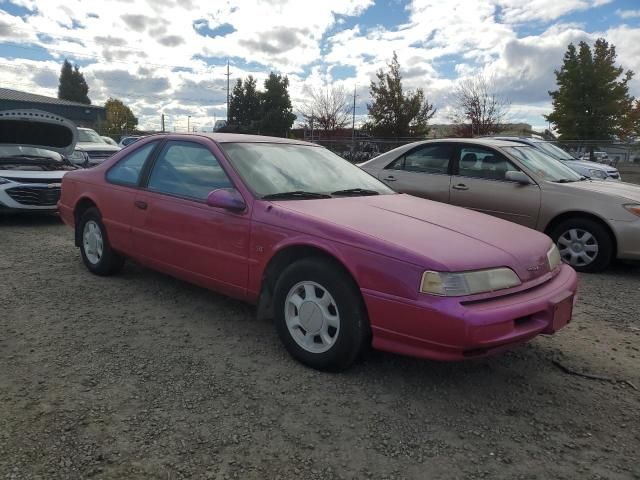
(69, 150, 88, 164)
(0, 177, 11, 185)
(420, 268, 521, 296)
(547, 244, 561, 271)
(588, 169, 607, 179)
(624, 204, 640, 217)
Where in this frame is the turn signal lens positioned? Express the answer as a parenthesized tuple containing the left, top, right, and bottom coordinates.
(624, 204, 640, 217)
(547, 244, 561, 271)
(420, 268, 521, 296)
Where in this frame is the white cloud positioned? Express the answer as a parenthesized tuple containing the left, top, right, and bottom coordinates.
(496, 0, 613, 23)
(616, 9, 640, 19)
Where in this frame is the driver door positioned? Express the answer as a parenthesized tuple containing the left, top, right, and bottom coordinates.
(131, 140, 251, 297)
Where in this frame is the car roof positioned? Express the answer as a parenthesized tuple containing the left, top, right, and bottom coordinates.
(401, 138, 528, 148)
(141, 132, 317, 146)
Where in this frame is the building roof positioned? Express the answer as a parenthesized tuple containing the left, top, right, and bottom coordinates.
(0, 88, 104, 110)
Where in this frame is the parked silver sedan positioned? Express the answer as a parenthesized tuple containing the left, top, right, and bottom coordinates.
(360, 138, 640, 272)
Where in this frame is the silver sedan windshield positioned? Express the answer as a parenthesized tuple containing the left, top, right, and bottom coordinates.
(503, 146, 582, 182)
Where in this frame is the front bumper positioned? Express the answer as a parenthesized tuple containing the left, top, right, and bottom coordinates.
(364, 264, 578, 361)
(612, 219, 640, 261)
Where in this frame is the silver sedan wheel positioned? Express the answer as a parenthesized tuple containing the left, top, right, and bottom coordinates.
(557, 228, 599, 267)
(284, 281, 340, 354)
(83, 220, 104, 265)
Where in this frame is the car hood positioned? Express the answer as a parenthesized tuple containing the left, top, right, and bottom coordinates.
(0, 169, 68, 179)
(270, 194, 553, 281)
(0, 109, 77, 157)
(75, 142, 121, 152)
(564, 159, 616, 172)
(559, 179, 640, 202)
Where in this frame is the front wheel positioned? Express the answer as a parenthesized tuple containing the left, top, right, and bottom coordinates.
(549, 218, 613, 273)
(78, 207, 124, 276)
(273, 258, 368, 371)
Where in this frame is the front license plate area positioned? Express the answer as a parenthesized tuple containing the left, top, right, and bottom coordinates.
(551, 296, 573, 332)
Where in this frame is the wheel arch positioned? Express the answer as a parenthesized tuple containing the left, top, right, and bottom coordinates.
(73, 196, 98, 247)
(257, 243, 367, 322)
(543, 210, 618, 258)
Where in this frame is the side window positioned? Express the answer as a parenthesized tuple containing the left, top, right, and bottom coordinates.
(147, 141, 233, 200)
(458, 146, 519, 181)
(106, 141, 158, 186)
(387, 144, 452, 174)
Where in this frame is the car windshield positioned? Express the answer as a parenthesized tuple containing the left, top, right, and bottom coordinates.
(502, 146, 583, 182)
(221, 142, 394, 198)
(0, 145, 63, 161)
(532, 141, 576, 161)
(78, 129, 104, 143)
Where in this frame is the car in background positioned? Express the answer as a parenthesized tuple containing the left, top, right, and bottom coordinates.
(492, 137, 621, 181)
(360, 138, 640, 272)
(58, 133, 577, 370)
(101, 136, 118, 146)
(118, 136, 142, 148)
(580, 151, 612, 165)
(71, 127, 120, 167)
(0, 109, 78, 212)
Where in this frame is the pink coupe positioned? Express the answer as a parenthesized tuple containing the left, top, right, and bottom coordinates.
(58, 133, 578, 370)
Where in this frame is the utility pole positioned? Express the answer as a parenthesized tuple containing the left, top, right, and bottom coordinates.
(225, 59, 231, 122)
(352, 84, 358, 152)
(187, 115, 191, 133)
(161, 113, 165, 133)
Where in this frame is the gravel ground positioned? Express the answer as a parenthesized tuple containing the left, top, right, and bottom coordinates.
(1, 215, 639, 480)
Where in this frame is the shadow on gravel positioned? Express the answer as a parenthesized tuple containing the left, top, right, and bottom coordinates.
(0, 212, 63, 227)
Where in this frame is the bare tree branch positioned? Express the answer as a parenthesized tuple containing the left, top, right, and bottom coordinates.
(450, 74, 510, 137)
(299, 86, 351, 132)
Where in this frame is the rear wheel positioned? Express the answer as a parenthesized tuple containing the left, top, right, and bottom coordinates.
(78, 207, 124, 275)
(549, 218, 613, 273)
(273, 258, 368, 371)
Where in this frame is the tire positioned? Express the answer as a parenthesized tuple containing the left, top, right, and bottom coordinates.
(549, 217, 613, 273)
(273, 257, 368, 371)
(77, 207, 124, 276)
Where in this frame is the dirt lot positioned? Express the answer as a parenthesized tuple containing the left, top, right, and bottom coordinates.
(1, 216, 639, 480)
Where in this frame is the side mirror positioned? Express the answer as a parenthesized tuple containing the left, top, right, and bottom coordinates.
(206, 188, 246, 211)
(505, 171, 533, 185)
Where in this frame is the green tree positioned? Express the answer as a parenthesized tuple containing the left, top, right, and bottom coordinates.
(58, 59, 91, 104)
(228, 76, 261, 132)
(103, 98, 138, 136)
(259, 72, 296, 137)
(365, 52, 436, 138)
(545, 38, 634, 141)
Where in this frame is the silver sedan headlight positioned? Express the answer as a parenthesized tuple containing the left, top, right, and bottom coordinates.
(420, 268, 521, 296)
(69, 150, 88, 164)
(547, 244, 561, 271)
(588, 169, 607, 180)
(0, 177, 12, 185)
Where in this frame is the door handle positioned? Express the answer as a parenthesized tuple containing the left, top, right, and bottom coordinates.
(134, 200, 148, 210)
(383, 175, 397, 182)
(452, 184, 469, 191)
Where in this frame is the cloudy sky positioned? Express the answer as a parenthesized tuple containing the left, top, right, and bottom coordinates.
(1, 0, 639, 132)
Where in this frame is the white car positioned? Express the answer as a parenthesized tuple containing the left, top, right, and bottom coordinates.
(117, 135, 142, 148)
(0, 109, 78, 212)
(72, 127, 120, 167)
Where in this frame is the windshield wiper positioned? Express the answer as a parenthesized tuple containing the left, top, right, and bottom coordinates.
(261, 191, 332, 200)
(331, 188, 380, 196)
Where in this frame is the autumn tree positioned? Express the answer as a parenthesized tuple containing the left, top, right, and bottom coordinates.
(103, 98, 138, 136)
(58, 59, 91, 104)
(545, 38, 634, 141)
(365, 52, 436, 138)
(299, 86, 351, 132)
(450, 74, 510, 137)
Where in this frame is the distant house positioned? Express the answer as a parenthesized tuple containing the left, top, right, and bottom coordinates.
(0, 88, 105, 128)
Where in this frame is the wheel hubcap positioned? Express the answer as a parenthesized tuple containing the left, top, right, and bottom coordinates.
(285, 281, 340, 354)
(83, 220, 104, 265)
(557, 228, 598, 267)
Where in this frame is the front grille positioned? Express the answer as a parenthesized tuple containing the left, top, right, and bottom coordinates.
(85, 150, 115, 160)
(6, 186, 61, 206)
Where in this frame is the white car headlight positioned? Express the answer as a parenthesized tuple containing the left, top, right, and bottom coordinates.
(547, 244, 561, 271)
(588, 169, 607, 180)
(69, 150, 88, 163)
(420, 268, 521, 296)
(0, 177, 11, 185)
